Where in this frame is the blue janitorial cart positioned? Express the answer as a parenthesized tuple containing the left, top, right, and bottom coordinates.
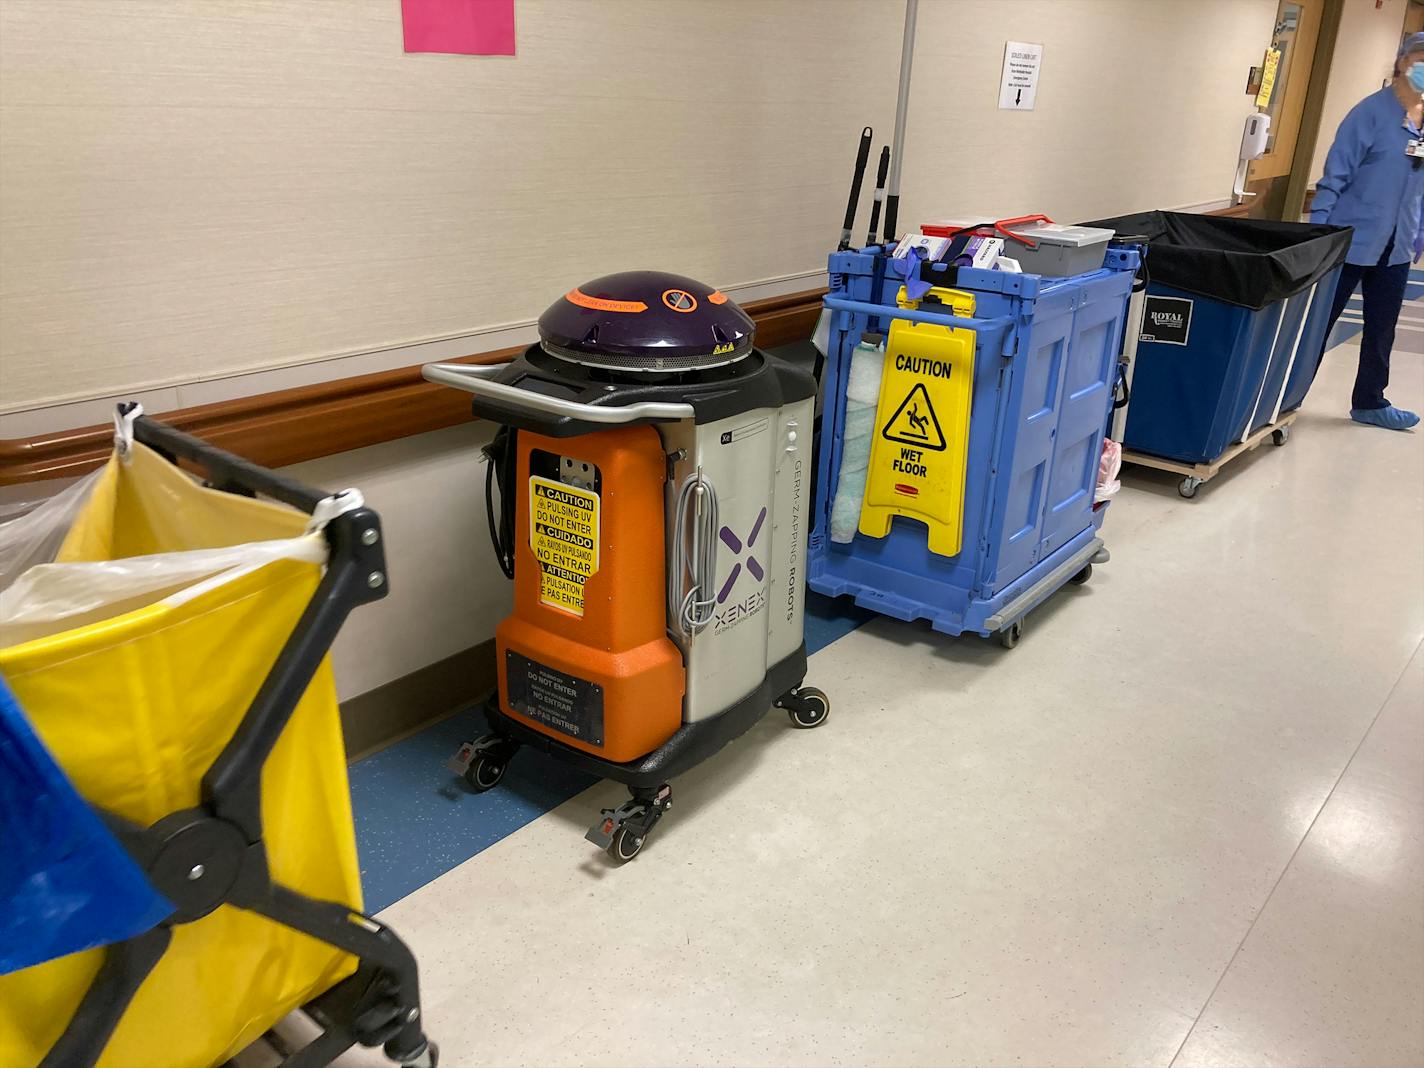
(809, 244, 1138, 648)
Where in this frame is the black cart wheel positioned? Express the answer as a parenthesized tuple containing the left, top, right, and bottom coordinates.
(1178, 476, 1203, 499)
(1272, 426, 1291, 446)
(463, 754, 507, 793)
(608, 827, 645, 863)
(1070, 563, 1093, 585)
(400, 1042, 439, 1068)
(999, 621, 1022, 649)
(786, 686, 830, 729)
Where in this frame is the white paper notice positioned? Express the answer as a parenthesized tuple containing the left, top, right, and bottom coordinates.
(998, 41, 1043, 110)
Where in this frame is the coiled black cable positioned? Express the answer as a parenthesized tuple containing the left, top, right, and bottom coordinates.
(483, 427, 516, 579)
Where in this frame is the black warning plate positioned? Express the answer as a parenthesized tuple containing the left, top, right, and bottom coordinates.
(505, 650, 605, 747)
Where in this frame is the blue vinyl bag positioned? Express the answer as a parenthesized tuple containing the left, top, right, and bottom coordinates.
(0, 674, 172, 974)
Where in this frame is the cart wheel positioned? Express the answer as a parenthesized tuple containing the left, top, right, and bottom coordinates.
(1272, 426, 1291, 446)
(1178, 476, 1203, 499)
(401, 1042, 439, 1068)
(999, 621, 1022, 649)
(786, 686, 830, 729)
(463, 754, 507, 793)
(608, 827, 645, 863)
(1070, 563, 1093, 585)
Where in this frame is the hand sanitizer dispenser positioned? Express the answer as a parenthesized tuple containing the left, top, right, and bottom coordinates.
(1234, 112, 1271, 203)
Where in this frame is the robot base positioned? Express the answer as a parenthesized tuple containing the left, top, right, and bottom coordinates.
(447, 643, 828, 862)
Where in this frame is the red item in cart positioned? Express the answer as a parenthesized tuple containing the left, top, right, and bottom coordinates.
(922, 214, 1055, 247)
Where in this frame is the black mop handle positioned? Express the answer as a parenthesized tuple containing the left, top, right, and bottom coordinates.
(838, 127, 873, 251)
(866, 146, 891, 247)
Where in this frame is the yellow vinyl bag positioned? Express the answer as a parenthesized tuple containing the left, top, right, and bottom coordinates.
(0, 443, 362, 1068)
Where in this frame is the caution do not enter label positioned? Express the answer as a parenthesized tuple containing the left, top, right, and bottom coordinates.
(529, 476, 600, 616)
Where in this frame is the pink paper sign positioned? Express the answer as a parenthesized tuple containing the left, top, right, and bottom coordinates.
(402, 0, 515, 56)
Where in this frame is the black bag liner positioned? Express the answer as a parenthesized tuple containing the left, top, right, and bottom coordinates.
(1082, 211, 1352, 311)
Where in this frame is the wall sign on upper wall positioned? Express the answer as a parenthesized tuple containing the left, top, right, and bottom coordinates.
(402, 0, 515, 56)
(998, 41, 1043, 110)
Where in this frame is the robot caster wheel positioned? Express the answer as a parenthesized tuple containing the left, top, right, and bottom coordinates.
(1070, 562, 1093, 585)
(998, 620, 1023, 649)
(587, 783, 671, 862)
(1178, 476, 1203, 499)
(464, 754, 507, 793)
(448, 735, 518, 794)
(609, 827, 645, 862)
(1272, 425, 1291, 446)
(777, 685, 830, 729)
(399, 1041, 439, 1068)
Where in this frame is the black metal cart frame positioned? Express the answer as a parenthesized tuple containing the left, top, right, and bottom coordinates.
(40, 407, 435, 1068)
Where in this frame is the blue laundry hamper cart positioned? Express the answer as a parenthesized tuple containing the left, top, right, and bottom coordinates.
(809, 245, 1138, 647)
(1086, 212, 1351, 498)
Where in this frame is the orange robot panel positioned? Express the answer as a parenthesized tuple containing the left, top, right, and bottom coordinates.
(496, 425, 684, 763)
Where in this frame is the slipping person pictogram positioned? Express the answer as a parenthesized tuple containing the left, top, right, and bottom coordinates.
(881, 382, 947, 450)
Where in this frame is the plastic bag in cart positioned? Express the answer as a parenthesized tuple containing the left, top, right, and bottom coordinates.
(1096, 438, 1123, 503)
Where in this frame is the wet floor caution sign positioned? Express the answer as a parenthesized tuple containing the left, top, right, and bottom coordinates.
(858, 285, 976, 557)
(529, 476, 600, 616)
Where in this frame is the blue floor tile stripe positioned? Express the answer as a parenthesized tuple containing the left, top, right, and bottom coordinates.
(1324, 269, 1424, 349)
(1329, 319, 1364, 347)
(350, 591, 872, 911)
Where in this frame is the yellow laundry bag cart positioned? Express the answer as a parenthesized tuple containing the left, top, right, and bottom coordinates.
(0, 409, 436, 1068)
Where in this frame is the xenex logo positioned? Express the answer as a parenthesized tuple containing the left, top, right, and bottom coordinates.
(713, 507, 768, 633)
(717, 507, 766, 601)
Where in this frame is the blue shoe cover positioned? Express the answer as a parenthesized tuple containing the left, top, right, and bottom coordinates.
(1350, 406, 1420, 430)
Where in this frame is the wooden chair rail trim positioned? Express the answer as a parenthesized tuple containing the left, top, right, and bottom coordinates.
(0, 287, 827, 486)
(1205, 187, 1315, 220)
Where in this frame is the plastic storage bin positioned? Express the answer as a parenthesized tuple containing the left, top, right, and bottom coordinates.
(922, 216, 1113, 276)
(1085, 211, 1350, 466)
(810, 245, 1138, 645)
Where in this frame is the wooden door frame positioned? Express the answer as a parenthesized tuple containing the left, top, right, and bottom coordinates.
(1283, 0, 1344, 219)
(1406, 0, 1424, 35)
(1254, 0, 1327, 182)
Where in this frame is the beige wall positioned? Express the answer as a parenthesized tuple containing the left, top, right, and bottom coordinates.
(1312, 0, 1409, 187)
(282, 422, 508, 703)
(2, 0, 1273, 421)
(900, 0, 1275, 226)
(0, 0, 903, 415)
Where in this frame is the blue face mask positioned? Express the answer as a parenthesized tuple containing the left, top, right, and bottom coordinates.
(1408, 61, 1424, 92)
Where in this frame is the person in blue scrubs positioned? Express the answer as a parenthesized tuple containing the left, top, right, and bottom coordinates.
(1312, 32, 1424, 431)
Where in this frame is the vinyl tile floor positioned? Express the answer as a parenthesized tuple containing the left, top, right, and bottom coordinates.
(255, 334, 1423, 1067)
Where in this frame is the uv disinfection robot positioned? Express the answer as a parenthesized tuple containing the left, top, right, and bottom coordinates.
(423, 272, 828, 861)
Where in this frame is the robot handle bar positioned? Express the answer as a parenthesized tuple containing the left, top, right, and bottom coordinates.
(422, 362, 696, 425)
